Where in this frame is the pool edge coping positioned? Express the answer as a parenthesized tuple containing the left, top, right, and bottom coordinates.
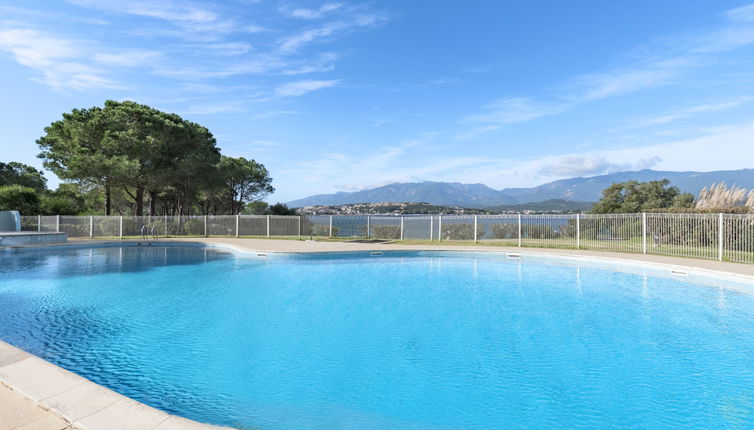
(7, 237, 754, 288)
(0, 340, 231, 430)
(194, 239, 754, 287)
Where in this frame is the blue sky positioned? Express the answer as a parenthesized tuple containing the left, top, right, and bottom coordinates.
(1, 1, 754, 202)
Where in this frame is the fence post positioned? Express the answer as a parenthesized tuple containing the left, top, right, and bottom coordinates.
(718, 213, 724, 261)
(235, 215, 239, 238)
(367, 215, 371, 238)
(56, 215, 60, 233)
(89, 215, 93, 239)
(298, 215, 301, 238)
(400, 216, 404, 241)
(119, 216, 123, 239)
(430, 216, 434, 241)
(642, 212, 647, 255)
(164, 215, 168, 237)
(37, 215, 41, 232)
(517, 213, 522, 247)
(576, 213, 580, 250)
(204, 215, 208, 237)
(438, 215, 442, 241)
(329, 215, 333, 237)
(266, 215, 270, 238)
(474, 215, 478, 243)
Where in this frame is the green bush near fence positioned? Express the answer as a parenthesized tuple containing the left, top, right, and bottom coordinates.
(206, 220, 234, 236)
(59, 223, 88, 237)
(559, 220, 577, 238)
(522, 224, 557, 239)
(98, 217, 120, 236)
(647, 218, 718, 248)
(372, 225, 401, 239)
(310, 224, 338, 237)
(299, 217, 337, 237)
(441, 223, 485, 240)
(577, 219, 642, 240)
(724, 220, 754, 252)
(491, 223, 517, 239)
(180, 218, 204, 235)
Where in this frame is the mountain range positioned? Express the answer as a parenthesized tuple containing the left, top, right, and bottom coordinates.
(287, 169, 754, 208)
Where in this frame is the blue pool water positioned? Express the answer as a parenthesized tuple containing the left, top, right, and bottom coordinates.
(2, 246, 754, 429)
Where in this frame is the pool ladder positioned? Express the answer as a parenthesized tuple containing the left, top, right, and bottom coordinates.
(140, 225, 159, 241)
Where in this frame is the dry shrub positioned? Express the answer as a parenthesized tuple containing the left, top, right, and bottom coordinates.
(696, 182, 754, 209)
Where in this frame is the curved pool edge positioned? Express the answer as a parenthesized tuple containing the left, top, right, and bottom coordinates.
(7, 238, 754, 288)
(0, 340, 231, 430)
(187, 238, 754, 291)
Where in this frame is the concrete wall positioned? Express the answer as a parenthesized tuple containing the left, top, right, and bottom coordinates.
(0, 211, 20, 232)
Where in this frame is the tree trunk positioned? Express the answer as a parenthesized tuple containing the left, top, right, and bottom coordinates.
(105, 181, 112, 215)
(135, 183, 144, 216)
(149, 191, 157, 216)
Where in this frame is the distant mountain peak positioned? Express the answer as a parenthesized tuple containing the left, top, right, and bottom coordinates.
(287, 169, 754, 208)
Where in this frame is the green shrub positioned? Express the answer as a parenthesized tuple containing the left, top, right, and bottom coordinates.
(181, 218, 205, 235)
(441, 223, 485, 240)
(522, 224, 557, 239)
(59, 222, 89, 237)
(491, 223, 517, 239)
(372, 225, 401, 239)
(0, 185, 40, 215)
(579, 219, 636, 240)
(310, 224, 337, 237)
(98, 217, 120, 236)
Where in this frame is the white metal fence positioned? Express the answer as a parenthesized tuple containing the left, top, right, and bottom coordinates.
(19, 213, 754, 264)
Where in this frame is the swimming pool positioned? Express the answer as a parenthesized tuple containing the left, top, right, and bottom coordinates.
(1, 245, 754, 429)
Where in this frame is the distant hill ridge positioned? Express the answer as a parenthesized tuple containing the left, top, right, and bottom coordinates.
(299, 199, 594, 215)
(287, 169, 754, 208)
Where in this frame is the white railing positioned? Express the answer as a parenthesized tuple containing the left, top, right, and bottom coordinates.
(18, 213, 754, 264)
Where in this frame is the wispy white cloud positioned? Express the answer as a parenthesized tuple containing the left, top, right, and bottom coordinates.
(2, 0, 383, 105)
(0, 25, 120, 89)
(278, 13, 385, 52)
(724, 4, 754, 23)
(0, 5, 111, 25)
(280, 52, 338, 75)
(152, 55, 287, 80)
(280, 3, 344, 20)
(460, 2, 754, 135)
(461, 58, 695, 133)
(334, 179, 400, 192)
(452, 125, 501, 141)
(93, 50, 162, 67)
(629, 96, 754, 128)
(538, 154, 662, 177)
(67, 0, 265, 42)
(67, 0, 220, 24)
(567, 57, 693, 101)
(464, 97, 565, 125)
(274, 79, 339, 97)
(282, 120, 754, 200)
(187, 42, 253, 56)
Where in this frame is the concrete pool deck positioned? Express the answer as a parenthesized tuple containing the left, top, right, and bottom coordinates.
(3, 237, 754, 429)
(0, 341, 226, 429)
(176, 237, 754, 279)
